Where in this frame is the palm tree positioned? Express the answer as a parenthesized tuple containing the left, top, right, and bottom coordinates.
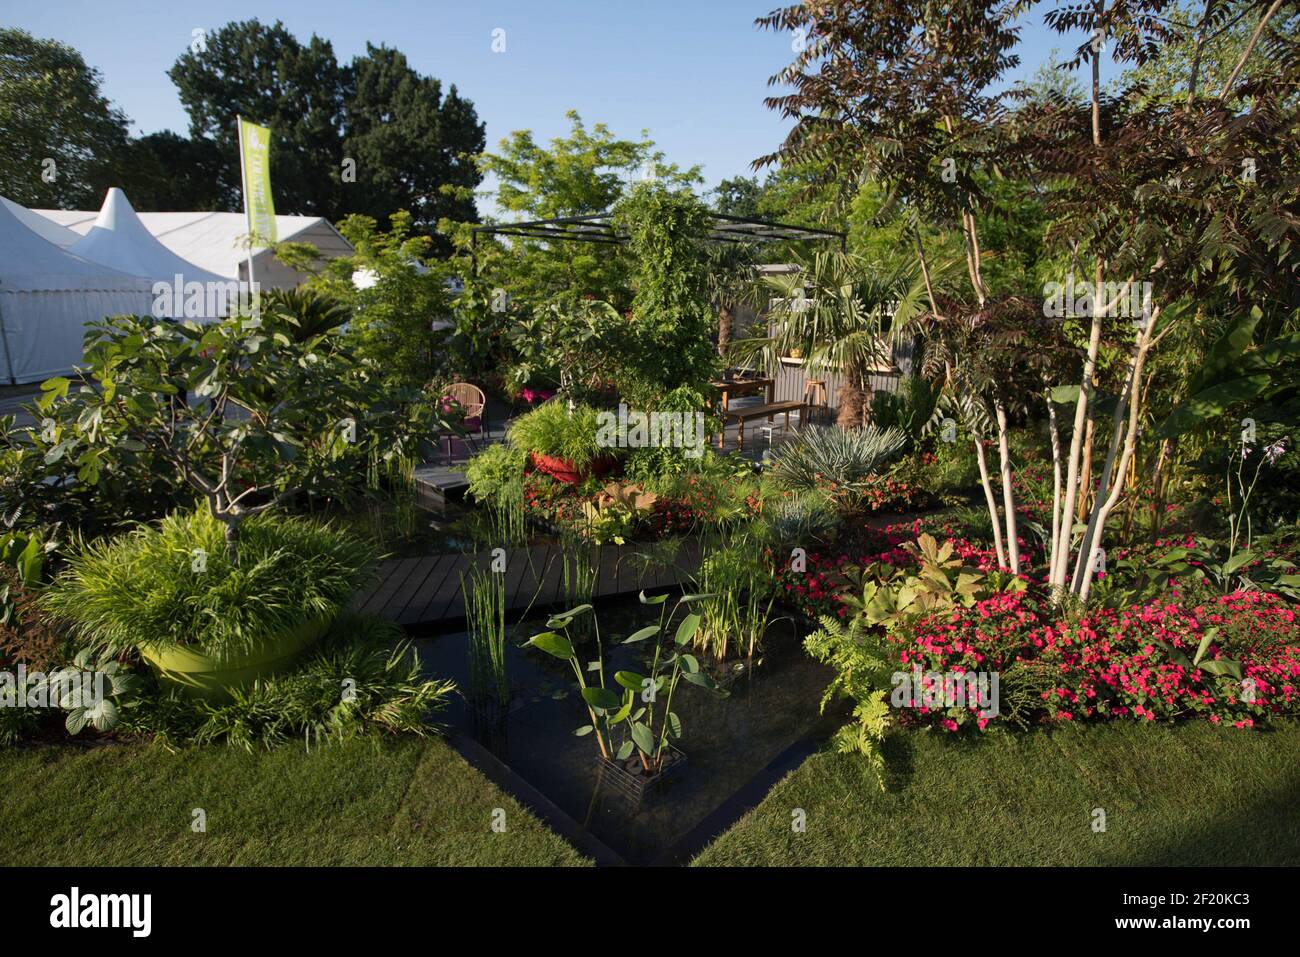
(261, 288, 352, 342)
(730, 249, 928, 428)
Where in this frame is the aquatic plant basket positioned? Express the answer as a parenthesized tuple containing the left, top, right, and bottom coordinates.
(597, 745, 687, 807)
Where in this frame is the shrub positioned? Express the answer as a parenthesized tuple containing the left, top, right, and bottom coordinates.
(925, 438, 981, 499)
(465, 442, 529, 510)
(648, 468, 761, 530)
(123, 612, 456, 750)
(507, 400, 605, 467)
(618, 386, 716, 480)
(0, 567, 65, 672)
(869, 376, 939, 446)
(43, 510, 379, 658)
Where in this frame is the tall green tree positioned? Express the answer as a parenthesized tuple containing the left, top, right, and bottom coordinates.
(168, 19, 342, 217)
(340, 44, 484, 252)
(0, 28, 130, 208)
(712, 175, 763, 218)
(168, 19, 483, 236)
(301, 210, 455, 392)
(613, 183, 719, 405)
(470, 110, 701, 308)
(120, 131, 235, 211)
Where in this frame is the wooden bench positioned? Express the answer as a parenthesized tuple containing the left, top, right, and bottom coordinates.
(719, 400, 805, 450)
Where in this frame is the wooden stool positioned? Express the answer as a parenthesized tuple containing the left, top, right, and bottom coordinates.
(803, 379, 828, 426)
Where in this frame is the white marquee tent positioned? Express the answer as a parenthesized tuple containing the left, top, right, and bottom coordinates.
(0, 198, 152, 385)
(68, 188, 233, 319)
(34, 208, 353, 290)
(0, 196, 84, 248)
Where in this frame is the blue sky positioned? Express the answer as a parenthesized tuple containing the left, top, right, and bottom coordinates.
(10, 1, 1118, 215)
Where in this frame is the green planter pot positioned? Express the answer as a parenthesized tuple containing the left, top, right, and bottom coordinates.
(139, 614, 333, 701)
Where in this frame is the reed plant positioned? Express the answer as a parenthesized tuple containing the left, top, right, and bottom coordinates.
(463, 565, 509, 707)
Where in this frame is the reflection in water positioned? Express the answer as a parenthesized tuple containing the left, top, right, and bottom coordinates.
(413, 598, 839, 863)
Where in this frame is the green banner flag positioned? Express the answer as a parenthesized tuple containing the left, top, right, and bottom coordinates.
(238, 116, 277, 245)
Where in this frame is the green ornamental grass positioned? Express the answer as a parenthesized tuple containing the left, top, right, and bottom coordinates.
(43, 510, 380, 659)
(506, 400, 604, 467)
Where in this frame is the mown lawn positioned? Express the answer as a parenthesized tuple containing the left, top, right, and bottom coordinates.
(693, 720, 1300, 866)
(6, 721, 1298, 867)
(0, 736, 589, 866)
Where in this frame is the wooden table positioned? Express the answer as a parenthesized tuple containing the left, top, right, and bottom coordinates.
(711, 376, 775, 411)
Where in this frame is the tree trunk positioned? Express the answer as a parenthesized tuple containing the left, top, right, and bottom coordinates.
(1075, 308, 1160, 600)
(837, 359, 872, 428)
(1051, 309, 1102, 591)
(222, 518, 240, 566)
(973, 436, 1007, 569)
(1046, 388, 1063, 578)
(1150, 437, 1173, 541)
(718, 304, 734, 359)
(994, 401, 1020, 574)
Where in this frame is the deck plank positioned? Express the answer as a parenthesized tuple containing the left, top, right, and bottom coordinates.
(367, 537, 702, 626)
(397, 553, 461, 625)
(358, 557, 423, 615)
(382, 556, 442, 621)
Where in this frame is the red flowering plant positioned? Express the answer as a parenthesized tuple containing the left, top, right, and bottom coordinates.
(798, 515, 1300, 744)
(883, 590, 1047, 732)
(864, 456, 938, 513)
(860, 472, 930, 512)
(519, 387, 555, 406)
(521, 472, 588, 530)
(1035, 590, 1299, 728)
(878, 589, 1300, 734)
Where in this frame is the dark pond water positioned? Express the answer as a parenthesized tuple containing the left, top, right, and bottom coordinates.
(411, 597, 839, 863)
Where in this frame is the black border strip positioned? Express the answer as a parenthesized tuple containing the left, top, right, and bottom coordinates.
(446, 726, 829, 868)
(447, 731, 627, 866)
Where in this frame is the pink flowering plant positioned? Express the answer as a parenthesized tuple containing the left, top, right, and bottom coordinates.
(795, 517, 1300, 758)
(873, 587, 1299, 734)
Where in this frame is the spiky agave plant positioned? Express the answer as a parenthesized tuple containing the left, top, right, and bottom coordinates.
(772, 425, 907, 511)
(757, 491, 841, 549)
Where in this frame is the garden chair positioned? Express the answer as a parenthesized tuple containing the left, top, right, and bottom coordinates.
(438, 382, 487, 465)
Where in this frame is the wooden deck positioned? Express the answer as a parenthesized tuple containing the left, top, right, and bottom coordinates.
(357, 539, 702, 626)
